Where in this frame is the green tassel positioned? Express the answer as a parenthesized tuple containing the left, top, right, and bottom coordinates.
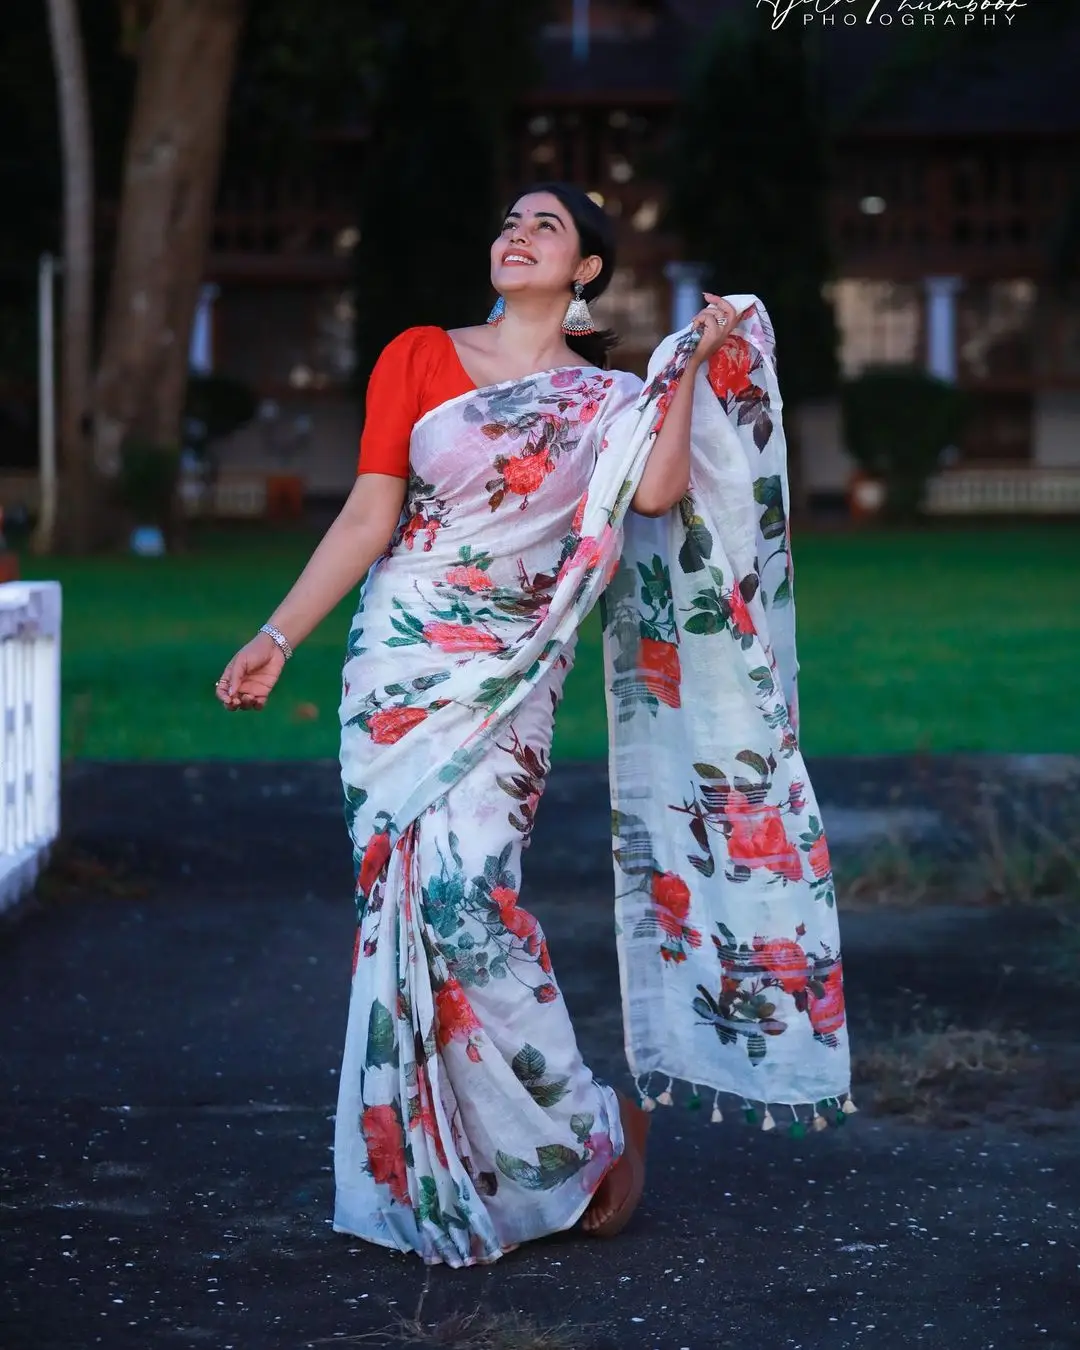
(789, 1120, 807, 1140)
(688, 1093, 703, 1111)
(743, 1106, 758, 1126)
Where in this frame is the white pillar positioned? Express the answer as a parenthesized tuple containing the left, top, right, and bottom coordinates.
(35, 255, 57, 555)
(572, 0, 590, 61)
(664, 261, 708, 333)
(189, 282, 220, 374)
(924, 276, 962, 383)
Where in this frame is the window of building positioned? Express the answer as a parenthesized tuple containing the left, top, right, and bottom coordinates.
(829, 280, 922, 378)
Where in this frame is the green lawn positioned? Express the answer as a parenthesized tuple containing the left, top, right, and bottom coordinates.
(19, 524, 1080, 761)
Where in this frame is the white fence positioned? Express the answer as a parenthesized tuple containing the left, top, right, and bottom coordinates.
(0, 581, 61, 915)
(925, 467, 1080, 515)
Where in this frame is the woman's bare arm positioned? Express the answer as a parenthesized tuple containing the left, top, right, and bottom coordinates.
(631, 294, 744, 518)
(630, 360, 702, 517)
(265, 473, 406, 650)
(216, 473, 406, 707)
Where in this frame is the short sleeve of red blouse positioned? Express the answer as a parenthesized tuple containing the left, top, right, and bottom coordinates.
(356, 326, 475, 478)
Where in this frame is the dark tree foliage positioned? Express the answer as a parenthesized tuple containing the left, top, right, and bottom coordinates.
(0, 1, 130, 402)
(665, 17, 838, 410)
(353, 4, 546, 395)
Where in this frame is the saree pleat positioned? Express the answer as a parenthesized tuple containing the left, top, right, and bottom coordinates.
(335, 369, 641, 1266)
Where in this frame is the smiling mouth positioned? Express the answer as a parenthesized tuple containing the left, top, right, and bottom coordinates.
(502, 252, 537, 265)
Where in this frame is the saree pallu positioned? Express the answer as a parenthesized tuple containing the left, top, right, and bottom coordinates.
(335, 298, 850, 1266)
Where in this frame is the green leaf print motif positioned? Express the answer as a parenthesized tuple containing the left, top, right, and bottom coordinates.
(753, 475, 786, 540)
(365, 999, 398, 1069)
(677, 515, 714, 574)
(343, 785, 368, 839)
(511, 1043, 571, 1109)
(496, 1141, 586, 1191)
(570, 1113, 595, 1144)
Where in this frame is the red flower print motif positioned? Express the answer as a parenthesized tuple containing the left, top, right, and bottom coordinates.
(639, 637, 682, 708)
(422, 621, 505, 654)
(571, 491, 588, 534)
(534, 983, 558, 1003)
(538, 938, 553, 975)
(727, 583, 755, 638)
(492, 885, 538, 942)
(368, 705, 429, 745)
(808, 835, 831, 880)
(502, 450, 553, 497)
(569, 534, 605, 573)
(725, 791, 803, 882)
(435, 978, 482, 1048)
(358, 830, 392, 897)
(581, 1131, 615, 1194)
(415, 1063, 448, 1168)
(808, 967, 845, 1037)
(401, 514, 442, 552)
(551, 368, 582, 389)
(445, 564, 493, 591)
(706, 335, 754, 400)
(362, 1104, 410, 1206)
(351, 928, 361, 976)
(752, 936, 810, 994)
(579, 398, 601, 424)
(654, 383, 675, 432)
(651, 870, 691, 936)
(651, 870, 703, 955)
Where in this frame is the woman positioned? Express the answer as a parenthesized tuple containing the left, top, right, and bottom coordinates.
(216, 183, 850, 1268)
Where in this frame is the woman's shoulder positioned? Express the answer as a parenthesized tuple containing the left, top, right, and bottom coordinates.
(605, 366, 645, 395)
(378, 325, 451, 363)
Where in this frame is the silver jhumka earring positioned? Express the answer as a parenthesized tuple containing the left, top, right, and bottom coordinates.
(561, 281, 595, 336)
(486, 295, 505, 326)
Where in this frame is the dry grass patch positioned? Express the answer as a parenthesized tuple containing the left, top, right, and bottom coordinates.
(854, 1025, 1033, 1121)
(963, 783, 1080, 917)
(32, 842, 150, 905)
(320, 1283, 591, 1350)
(833, 836, 953, 910)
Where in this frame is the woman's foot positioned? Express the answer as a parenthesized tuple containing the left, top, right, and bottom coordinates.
(580, 1093, 651, 1237)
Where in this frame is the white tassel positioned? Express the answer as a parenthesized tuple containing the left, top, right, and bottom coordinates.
(641, 1096, 657, 1112)
(842, 1095, 858, 1115)
(761, 1107, 776, 1132)
(813, 1111, 829, 1131)
(711, 1090, 723, 1124)
(657, 1077, 675, 1108)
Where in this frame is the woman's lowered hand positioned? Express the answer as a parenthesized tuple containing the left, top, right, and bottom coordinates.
(215, 632, 285, 712)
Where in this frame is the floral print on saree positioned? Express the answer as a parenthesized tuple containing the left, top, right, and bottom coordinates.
(335, 300, 850, 1266)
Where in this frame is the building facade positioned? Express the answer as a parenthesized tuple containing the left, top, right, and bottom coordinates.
(200, 0, 1080, 514)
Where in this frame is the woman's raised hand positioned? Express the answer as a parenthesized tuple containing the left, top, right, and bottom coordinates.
(689, 293, 750, 365)
(215, 632, 286, 712)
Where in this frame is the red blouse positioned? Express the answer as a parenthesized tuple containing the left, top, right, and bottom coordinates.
(356, 326, 476, 478)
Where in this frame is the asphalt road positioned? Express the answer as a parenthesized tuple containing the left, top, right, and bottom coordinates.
(2, 760, 1078, 1350)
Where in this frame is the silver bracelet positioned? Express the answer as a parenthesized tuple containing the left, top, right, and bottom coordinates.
(259, 622, 293, 660)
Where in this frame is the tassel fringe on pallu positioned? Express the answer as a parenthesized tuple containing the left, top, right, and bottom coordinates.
(633, 1074, 857, 1140)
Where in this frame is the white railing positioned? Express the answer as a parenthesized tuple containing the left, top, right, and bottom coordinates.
(0, 581, 61, 915)
(925, 467, 1080, 515)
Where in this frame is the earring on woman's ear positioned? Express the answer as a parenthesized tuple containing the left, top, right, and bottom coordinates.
(486, 295, 505, 326)
(561, 281, 595, 337)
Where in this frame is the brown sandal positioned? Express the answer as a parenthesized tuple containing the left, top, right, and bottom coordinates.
(583, 1093, 651, 1239)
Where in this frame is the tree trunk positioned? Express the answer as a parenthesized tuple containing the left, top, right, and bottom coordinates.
(93, 0, 245, 523)
(43, 0, 95, 555)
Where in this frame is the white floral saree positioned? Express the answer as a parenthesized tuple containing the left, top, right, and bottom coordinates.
(334, 298, 850, 1267)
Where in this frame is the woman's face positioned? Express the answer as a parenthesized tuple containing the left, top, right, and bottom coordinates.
(490, 191, 602, 300)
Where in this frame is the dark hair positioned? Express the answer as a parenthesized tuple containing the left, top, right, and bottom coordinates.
(502, 181, 619, 370)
